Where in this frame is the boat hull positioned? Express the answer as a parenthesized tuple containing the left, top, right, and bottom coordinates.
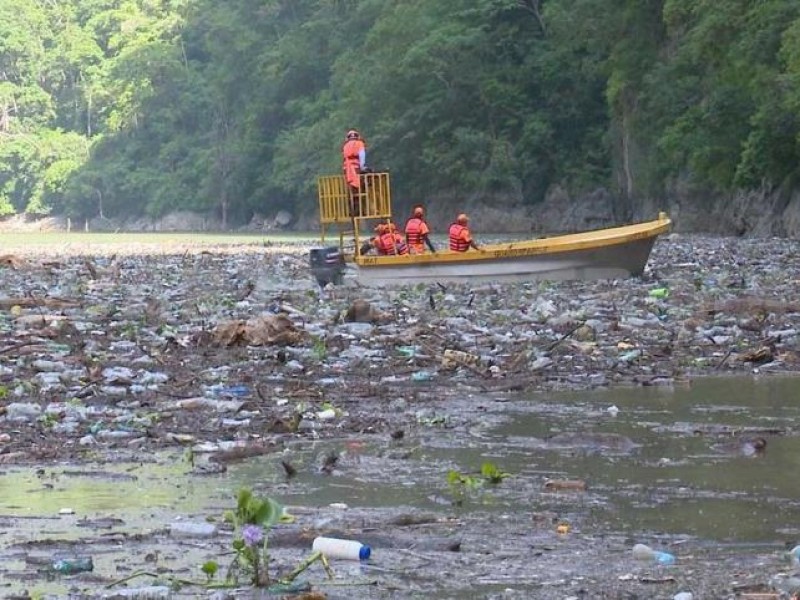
(356, 237, 657, 286)
(351, 214, 670, 287)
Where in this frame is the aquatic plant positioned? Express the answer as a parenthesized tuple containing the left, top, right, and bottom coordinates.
(447, 469, 482, 505)
(447, 462, 512, 505)
(223, 488, 289, 587)
(480, 462, 511, 484)
(37, 412, 59, 429)
(311, 335, 327, 361)
(216, 487, 334, 593)
(201, 560, 218, 582)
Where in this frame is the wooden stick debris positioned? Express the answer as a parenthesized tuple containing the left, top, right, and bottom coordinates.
(545, 321, 586, 352)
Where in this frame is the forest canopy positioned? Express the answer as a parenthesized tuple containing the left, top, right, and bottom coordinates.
(1, 0, 799, 227)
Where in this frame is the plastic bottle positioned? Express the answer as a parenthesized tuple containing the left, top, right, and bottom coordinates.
(169, 522, 218, 537)
(221, 385, 250, 398)
(632, 543, 675, 565)
(52, 556, 94, 574)
(771, 574, 800, 596)
(312, 536, 371, 560)
(787, 544, 800, 567)
(316, 408, 337, 421)
(103, 585, 171, 599)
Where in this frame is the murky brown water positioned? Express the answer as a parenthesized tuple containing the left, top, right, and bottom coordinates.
(258, 376, 800, 543)
(469, 375, 800, 544)
(3, 375, 799, 597)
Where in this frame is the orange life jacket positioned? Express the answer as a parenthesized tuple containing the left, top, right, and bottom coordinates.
(449, 222, 470, 251)
(342, 139, 365, 189)
(404, 217, 429, 253)
(378, 231, 408, 255)
(394, 233, 409, 255)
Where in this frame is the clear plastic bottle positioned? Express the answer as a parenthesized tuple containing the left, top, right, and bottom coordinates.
(105, 586, 171, 599)
(52, 556, 94, 574)
(787, 544, 800, 567)
(632, 543, 675, 564)
(168, 521, 217, 538)
(312, 536, 371, 560)
(771, 574, 800, 596)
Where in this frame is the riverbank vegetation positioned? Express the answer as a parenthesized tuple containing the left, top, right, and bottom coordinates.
(2, 0, 799, 226)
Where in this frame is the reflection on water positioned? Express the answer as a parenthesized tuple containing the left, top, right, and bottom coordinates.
(232, 375, 800, 544)
(481, 375, 800, 543)
(1, 376, 799, 551)
(0, 461, 228, 518)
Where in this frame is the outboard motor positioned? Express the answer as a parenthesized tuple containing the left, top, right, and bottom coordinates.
(309, 246, 345, 287)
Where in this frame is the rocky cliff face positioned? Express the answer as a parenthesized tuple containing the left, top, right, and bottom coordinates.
(454, 181, 800, 237)
(4, 183, 800, 237)
(646, 183, 800, 237)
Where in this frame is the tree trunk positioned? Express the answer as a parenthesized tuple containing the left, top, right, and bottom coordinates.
(221, 191, 228, 230)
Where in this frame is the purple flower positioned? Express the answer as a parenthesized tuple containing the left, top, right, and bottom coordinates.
(242, 524, 264, 547)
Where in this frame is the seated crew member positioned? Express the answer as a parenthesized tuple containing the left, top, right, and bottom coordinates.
(360, 223, 387, 255)
(379, 222, 409, 255)
(448, 213, 480, 252)
(404, 205, 436, 254)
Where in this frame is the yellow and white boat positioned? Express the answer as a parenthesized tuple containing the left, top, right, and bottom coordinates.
(315, 172, 671, 287)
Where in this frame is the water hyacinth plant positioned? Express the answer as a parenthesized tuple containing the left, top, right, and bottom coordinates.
(199, 487, 334, 593)
(223, 488, 291, 587)
(447, 462, 512, 505)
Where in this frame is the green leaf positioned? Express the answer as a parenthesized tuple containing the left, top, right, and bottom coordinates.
(480, 461, 510, 484)
(237, 488, 253, 512)
(252, 497, 284, 528)
(201, 560, 218, 580)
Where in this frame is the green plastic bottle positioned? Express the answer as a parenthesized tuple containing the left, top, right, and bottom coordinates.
(52, 556, 94, 574)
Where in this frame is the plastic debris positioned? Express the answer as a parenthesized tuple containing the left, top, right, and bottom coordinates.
(312, 536, 371, 560)
(632, 543, 675, 564)
(168, 521, 217, 537)
(544, 479, 587, 492)
(52, 556, 94, 574)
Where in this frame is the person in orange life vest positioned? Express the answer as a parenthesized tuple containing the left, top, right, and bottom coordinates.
(404, 205, 436, 254)
(342, 129, 367, 216)
(360, 223, 387, 255)
(379, 222, 409, 255)
(449, 213, 480, 252)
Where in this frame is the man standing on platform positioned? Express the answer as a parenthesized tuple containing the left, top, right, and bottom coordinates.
(342, 129, 367, 217)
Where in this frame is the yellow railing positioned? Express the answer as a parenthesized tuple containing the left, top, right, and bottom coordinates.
(317, 172, 393, 251)
(318, 176, 352, 225)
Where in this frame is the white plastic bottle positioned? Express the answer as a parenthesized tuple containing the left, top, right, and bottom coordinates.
(312, 536, 371, 560)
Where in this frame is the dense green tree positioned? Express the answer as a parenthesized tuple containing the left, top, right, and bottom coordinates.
(652, 0, 800, 190)
(2, 0, 800, 226)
